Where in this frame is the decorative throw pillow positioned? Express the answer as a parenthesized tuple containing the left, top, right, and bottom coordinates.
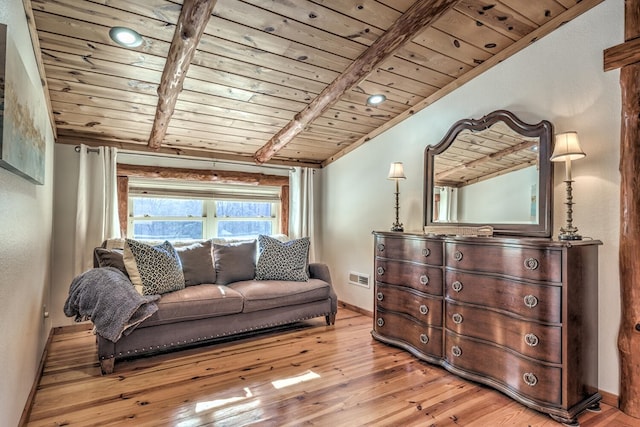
(175, 240, 216, 286)
(94, 248, 129, 277)
(123, 239, 185, 295)
(255, 235, 310, 281)
(213, 240, 257, 286)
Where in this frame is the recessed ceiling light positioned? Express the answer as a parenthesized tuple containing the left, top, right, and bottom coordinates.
(367, 94, 386, 106)
(109, 27, 143, 48)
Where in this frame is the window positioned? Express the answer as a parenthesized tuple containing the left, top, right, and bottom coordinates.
(127, 181, 281, 241)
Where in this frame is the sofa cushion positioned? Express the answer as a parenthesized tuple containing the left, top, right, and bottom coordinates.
(94, 248, 129, 277)
(213, 240, 257, 286)
(175, 240, 216, 286)
(124, 239, 185, 295)
(255, 235, 310, 281)
(228, 279, 330, 313)
(139, 284, 244, 328)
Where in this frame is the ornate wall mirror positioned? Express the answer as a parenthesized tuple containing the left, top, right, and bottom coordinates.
(424, 110, 553, 237)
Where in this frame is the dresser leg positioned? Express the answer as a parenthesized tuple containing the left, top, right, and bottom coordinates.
(549, 414, 579, 427)
(586, 402, 601, 412)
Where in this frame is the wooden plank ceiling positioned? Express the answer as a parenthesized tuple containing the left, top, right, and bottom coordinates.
(26, 0, 602, 168)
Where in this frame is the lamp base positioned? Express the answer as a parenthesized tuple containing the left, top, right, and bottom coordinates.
(558, 225, 582, 241)
(391, 223, 404, 232)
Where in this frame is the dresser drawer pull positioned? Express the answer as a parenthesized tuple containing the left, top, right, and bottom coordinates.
(453, 251, 463, 261)
(452, 281, 463, 293)
(525, 333, 539, 347)
(376, 266, 385, 276)
(422, 248, 430, 257)
(376, 292, 384, 302)
(377, 318, 385, 327)
(523, 294, 539, 308)
(377, 243, 385, 253)
(523, 372, 538, 387)
(452, 313, 463, 324)
(419, 304, 429, 315)
(419, 275, 429, 285)
(524, 257, 540, 270)
(419, 334, 429, 344)
(451, 346, 462, 357)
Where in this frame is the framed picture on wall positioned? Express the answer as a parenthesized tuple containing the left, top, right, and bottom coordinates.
(0, 23, 46, 185)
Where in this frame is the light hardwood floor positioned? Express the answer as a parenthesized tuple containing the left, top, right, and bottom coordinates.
(26, 309, 639, 426)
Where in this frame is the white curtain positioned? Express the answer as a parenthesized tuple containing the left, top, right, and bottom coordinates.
(289, 167, 315, 261)
(73, 145, 120, 275)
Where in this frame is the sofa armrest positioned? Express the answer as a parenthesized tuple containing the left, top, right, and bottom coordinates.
(309, 263, 332, 284)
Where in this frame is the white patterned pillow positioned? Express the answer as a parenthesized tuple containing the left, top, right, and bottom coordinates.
(255, 235, 310, 281)
(123, 239, 185, 295)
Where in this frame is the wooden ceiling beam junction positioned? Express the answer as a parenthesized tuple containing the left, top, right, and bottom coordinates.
(252, 0, 463, 164)
(148, 0, 217, 150)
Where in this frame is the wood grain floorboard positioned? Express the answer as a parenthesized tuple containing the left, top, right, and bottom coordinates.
(26, 309, 640, 426)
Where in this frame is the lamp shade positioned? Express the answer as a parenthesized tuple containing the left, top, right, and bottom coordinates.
(387, 162, 406, 180)
(551, 132, 586, 162)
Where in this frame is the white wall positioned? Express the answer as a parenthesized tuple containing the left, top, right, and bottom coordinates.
(319, 1, 622, 396)
(0, 0, 55, 424)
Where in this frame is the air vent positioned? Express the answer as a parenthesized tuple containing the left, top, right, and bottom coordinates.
(349, 272, 370, 288)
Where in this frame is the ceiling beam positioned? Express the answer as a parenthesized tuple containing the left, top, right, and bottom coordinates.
(253, 0, 462, 164)
(148, 0, 217, 149)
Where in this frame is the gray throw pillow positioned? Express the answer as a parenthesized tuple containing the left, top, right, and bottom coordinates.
(176, 240, 216, 286)
(94, 248, 129, 277)
(255, 235, 310, 281)
(123, 239, 185, 295)
(213, 240, 257, 286)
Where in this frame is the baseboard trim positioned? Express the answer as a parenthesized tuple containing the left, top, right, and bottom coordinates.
(600, 389, 618, 408)
(338, 300, 372, 317)
(18, 328, 54, 427)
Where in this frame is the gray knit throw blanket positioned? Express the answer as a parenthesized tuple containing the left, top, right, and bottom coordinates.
(64, 267, 160, 342)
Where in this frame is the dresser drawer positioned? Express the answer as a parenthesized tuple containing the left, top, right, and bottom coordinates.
(445, 271, 561, 323)
(375, 310, 443, 358)
(376, 284, 442, 327)
(375, 236, 443, 266)
(445, 331, 562, 406)
(445, 242, 562, 282)
(445, 302, 561, 363)
(375, 259, 443, 296)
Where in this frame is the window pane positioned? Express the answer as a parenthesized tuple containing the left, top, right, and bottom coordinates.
(216, 201, 272, 218)
(132, 198, 203, 217)
(217, 221, 272, 237)
(133, 220, 203, 240)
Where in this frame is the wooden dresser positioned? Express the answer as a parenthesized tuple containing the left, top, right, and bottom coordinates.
(372, 231, 601, 425)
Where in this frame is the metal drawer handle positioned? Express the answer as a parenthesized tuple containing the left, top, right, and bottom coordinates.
(523, 372, 538, 387)
(419, 304, 429, 315)
(451, 346, 462, 357)
(525, 333, 539, 347)
(376, 292, 384, 302)
(524, 257, 539, 270)
(377, 318, 384, 327)
(376, 266, 385, 275)
(422, 248, 430, 257)
(419, 334, 429, 344)
(452, 313, 463, 324)
(523, 294, 538, 308)
(419, 275, 429, 285)
(452, 281, 463, 293)
(377, 243, 385, 252)
(453, 251, 463, 261)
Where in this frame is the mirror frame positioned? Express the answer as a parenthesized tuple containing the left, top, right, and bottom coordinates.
(424, 109, 554, 237)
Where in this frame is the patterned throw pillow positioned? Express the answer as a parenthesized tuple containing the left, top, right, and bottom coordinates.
(123, 239, 185, 295)
(255, 235, 310, 281)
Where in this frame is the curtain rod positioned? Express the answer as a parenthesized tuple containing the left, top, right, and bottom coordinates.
(74, 145, 303, 172)
(74, 145, 100, 154)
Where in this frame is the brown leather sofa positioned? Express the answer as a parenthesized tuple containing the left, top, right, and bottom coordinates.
(92, 239, 337, 374)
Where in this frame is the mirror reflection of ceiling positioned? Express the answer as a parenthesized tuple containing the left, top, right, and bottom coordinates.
(433, 121, 540, 188)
